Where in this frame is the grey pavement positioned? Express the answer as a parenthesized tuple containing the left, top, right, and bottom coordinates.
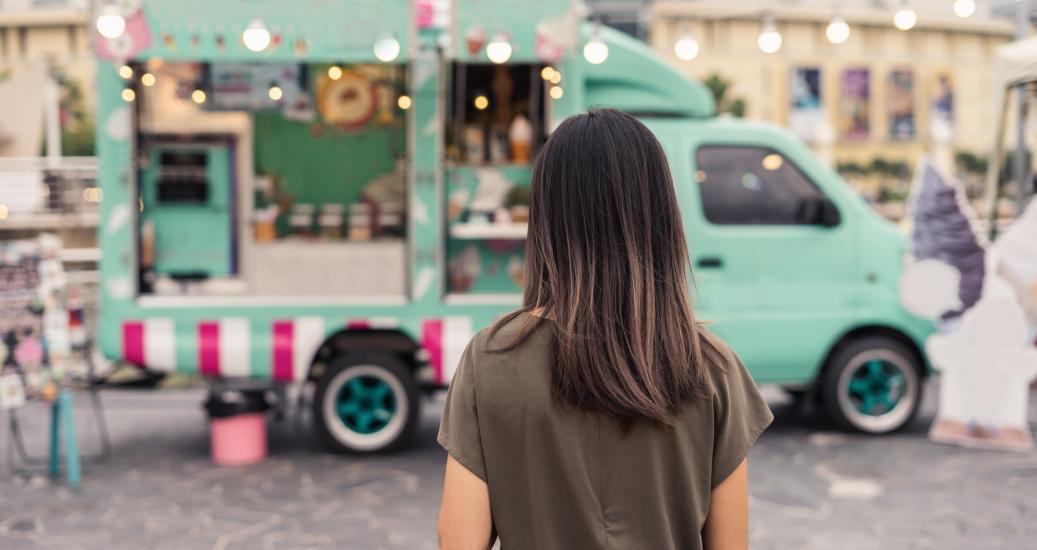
(1, 381, 1036, 550)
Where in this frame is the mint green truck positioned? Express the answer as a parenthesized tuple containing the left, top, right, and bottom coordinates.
(93, 0, 933, 453)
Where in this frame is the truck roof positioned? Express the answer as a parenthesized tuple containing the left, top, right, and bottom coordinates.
(639, 114, 789, 140)
(585, 24, 715, 119)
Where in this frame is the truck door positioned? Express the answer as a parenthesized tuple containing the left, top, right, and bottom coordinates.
(683, 142, 858, 383)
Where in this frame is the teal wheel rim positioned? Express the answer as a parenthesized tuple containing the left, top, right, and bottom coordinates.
(335, 375, 398, 434)
(846, 359, 906, 417)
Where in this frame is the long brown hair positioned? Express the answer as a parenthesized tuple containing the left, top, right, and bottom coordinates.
(490, 109, 716, 426)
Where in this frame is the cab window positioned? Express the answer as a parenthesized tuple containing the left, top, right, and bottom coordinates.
(695, 145, 831, 226)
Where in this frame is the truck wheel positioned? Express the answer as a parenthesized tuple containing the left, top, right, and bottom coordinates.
(821, 336, 922, 434)
(313, 353, 419, 453)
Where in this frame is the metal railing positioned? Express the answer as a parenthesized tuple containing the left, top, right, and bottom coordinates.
(0, 155, 101, 331)
(0, 156, 99, 229)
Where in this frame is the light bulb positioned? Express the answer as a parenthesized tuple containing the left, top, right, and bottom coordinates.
(473, 95, 489, 110)
(583, 40, 608, 65)
(242, 19, 271, 52)
(583, 40, 608, 64)
(268, 84, 283, 101)
(826, 15, 850, 44)
(674, 26, 700, 61)
(757, 17, 782, 54)
(893, 8, 917, 30)
(83, 187, 103, 203)
(953, 0, 975, 18)
(549, 85, 564, 99)
(191, 89, 206, 104)
(141, 72, 156, 87)
(328, 65, 343, 80)
(397, 95, 412, 110)
(486, 34, 512, 64)
(118, 65, 133, 79)
(583, 21, 608, 65)
(121, 88, 136, 102)
(373, 34, 401, 62)
(540, 66, 556, 81)
(96, 5, 126, 40)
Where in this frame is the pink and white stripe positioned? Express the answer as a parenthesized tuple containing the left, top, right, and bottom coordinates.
(122, 319, 176, 372)
(421, 316, 473, 385)
(197, 318, 251, 378)
(272, 317, 326, 382)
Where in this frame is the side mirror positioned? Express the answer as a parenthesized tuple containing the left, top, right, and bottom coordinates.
(795, 196, 841, 227)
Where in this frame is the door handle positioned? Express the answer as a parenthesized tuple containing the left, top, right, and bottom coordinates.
(696, 257, 723, 269)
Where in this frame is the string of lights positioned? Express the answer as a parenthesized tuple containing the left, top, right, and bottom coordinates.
(95, 0, 987, 70)
(666, 1, 983, 58)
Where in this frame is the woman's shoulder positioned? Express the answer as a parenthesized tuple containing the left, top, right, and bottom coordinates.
(474, 309, 551, 354)
(465, 310, 555, 398)
(696, 326, 750, 396)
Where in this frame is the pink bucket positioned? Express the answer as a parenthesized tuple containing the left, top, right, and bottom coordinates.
(210, 412, 267, 466)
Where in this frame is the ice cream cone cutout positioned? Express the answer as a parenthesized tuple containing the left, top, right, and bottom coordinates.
(901, 260, 1037, 451)
(926, 293, 1037, 451)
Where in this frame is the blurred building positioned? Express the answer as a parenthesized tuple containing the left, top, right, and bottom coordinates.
(0, 0, 93, 157)
(647, 0, 1022, 181)
(0, 0, 97, 256)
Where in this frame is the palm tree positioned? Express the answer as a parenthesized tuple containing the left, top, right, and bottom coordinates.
(703, 73, 746, 117)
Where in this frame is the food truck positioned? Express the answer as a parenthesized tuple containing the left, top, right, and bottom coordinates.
(93, 0, 933, 453)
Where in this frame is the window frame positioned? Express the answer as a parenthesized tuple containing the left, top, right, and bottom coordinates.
(692, 143, 841, 228)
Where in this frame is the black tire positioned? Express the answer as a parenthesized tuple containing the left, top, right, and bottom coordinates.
(821, 336, 923, 434)
(312, 353, 420, 454)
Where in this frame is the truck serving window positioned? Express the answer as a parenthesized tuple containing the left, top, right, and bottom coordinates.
(132, 61, 409, 298)
(446, 62, 546, 165)
(695, 146, 829, 226)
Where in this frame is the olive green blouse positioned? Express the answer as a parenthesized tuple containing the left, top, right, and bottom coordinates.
(438, 312, 773, 550)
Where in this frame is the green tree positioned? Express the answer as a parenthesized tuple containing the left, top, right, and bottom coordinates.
(55, 68, 95, 156)
(704, 73, 747, 118)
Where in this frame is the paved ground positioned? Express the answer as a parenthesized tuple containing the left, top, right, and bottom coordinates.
(1, 381, 1036, 550)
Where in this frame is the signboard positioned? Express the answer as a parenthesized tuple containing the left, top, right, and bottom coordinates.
(839, 68, 870, 140)
(209, 63, 305, 111)
(929, 72, 955, 144)
(0, 373, 25, 410)
(888, 69, 915, 140)
(788, 67, 825, 143)
(0, 237, 71, 406)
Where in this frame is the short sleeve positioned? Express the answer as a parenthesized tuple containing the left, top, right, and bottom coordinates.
(437, 338, 487, 481)
(710, 352, 774, 488)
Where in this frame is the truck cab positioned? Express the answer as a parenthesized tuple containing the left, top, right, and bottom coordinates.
(654, 116, 933, 433)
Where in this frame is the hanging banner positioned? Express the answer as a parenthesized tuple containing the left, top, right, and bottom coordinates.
(788, 67, 825, 143)
(888, 69, 915, 140)
(839, 68, 870, 140)
(929, 72, 955, 144)
(453, 0, 577, 63)
(209, 63, 305, 111)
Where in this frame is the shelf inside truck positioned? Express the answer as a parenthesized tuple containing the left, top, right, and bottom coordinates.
(449, 222, 528, 240)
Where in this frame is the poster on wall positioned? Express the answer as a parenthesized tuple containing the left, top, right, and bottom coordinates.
(789, 67, 826, 143)
(888, 69, 915, 140)
(209, 63, 305, 111)
(929, 72, 955, 144)
(839, 68, 870, 140)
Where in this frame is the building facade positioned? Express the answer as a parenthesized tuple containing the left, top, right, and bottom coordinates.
(0, 0, 93, 157)
(648, 0, 1018, 177)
